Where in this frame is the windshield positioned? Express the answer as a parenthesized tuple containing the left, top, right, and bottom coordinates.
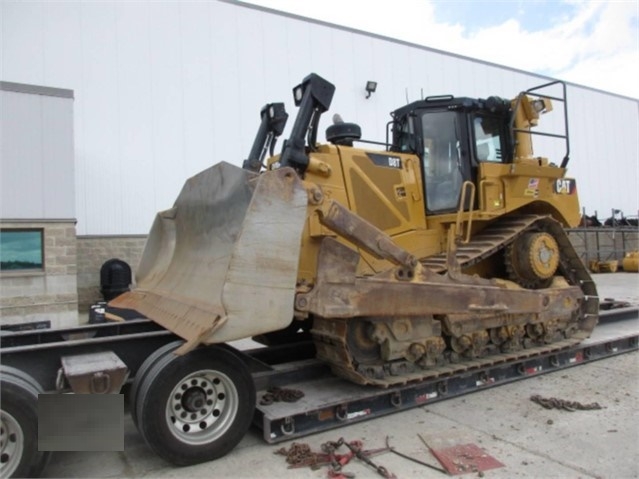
(421, 111, 463, 212)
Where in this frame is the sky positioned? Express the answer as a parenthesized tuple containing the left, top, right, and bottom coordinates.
(241, 0, 639, 99)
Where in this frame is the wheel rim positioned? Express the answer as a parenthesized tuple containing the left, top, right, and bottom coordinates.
(165, 369, 239, 446)
(506, 230, 559, 288)
(528, 232, 559, 279)
(0, 410, 25, 477)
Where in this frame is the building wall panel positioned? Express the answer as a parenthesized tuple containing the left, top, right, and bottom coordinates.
(41, 96, 75, 218)
(114, 2, 156, 234)
(566, 88, 639, 217)
(1, 88, 74, 219)
(1, 0, 636, 234)
(42, 2, 82, 90)
(1, 91, 44, 218)
(181, 2, 217, 178)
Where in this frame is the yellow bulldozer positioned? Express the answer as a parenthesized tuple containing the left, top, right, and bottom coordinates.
(103, 73, 599, 466)
(111, 73, 597, 386)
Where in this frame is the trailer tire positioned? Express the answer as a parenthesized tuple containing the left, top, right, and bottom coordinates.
(135, 346, 255, 466)
(130, 339, 185, 427)
(0, 372, 51, 478)
(1, 365, 43, 394)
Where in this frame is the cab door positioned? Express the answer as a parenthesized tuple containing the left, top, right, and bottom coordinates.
(418, 110, 470, 214)
(471, 113, 510, 213)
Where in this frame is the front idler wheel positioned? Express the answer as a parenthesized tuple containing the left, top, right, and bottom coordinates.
(506, 231, 560, 289)
(135, 346, 255, 466)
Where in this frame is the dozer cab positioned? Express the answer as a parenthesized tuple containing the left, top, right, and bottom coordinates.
(106, 73, 597, 463)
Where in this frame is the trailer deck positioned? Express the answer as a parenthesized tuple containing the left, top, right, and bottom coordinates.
(251, 308, 638, 443)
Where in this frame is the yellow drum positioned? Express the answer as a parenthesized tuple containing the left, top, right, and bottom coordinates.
(622, 251, 639, 272)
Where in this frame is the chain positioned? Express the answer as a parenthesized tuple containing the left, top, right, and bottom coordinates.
(322, 438, 347, 474)
(274, 442, 317, 466)
(530, 394, 603, 411)
(260, 386, 305, 405)
(275, 438, 393, 478)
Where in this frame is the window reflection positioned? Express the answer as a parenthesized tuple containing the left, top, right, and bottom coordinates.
(0, 230, 44, 271)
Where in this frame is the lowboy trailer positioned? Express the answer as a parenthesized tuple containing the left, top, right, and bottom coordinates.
(0, 306, 637, 477)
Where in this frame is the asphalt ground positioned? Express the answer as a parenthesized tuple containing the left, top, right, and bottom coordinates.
(41, 273, 639, 479)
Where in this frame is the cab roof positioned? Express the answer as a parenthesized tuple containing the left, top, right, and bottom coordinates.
(391, 95, 511, 119)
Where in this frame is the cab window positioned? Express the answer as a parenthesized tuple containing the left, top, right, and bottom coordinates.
(420, 111, 463, 212)
(473, 115, 504, 162)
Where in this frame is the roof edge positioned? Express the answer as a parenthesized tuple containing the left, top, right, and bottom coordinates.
(0, 81, 74, 99)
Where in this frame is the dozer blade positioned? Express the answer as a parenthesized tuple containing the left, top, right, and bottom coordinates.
(109, 162, 308, 350)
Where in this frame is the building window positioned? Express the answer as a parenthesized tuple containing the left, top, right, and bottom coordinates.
(0, 229, 44, 272)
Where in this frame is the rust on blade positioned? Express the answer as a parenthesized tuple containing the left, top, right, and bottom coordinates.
(297, 238, 583, 319)
(109, 289, 226, 352)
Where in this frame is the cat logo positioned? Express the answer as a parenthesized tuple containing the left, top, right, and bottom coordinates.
(554, 178, 576, 195)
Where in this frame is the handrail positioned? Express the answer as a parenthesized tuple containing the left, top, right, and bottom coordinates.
(455, 181, 476, 244)
(509, 80, 570, 168)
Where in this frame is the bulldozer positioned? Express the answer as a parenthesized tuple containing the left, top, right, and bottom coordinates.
(96, 73, 601, 466)
(110, 72, 598, 388)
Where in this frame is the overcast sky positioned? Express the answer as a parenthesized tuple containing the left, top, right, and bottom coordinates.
(242, 0, 639, 99)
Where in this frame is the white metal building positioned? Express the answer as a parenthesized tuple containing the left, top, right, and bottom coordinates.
(2, 0, 638, 237)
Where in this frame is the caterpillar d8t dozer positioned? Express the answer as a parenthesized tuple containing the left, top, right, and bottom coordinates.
(110, 73, 598, 390)
(101, 73, 599, 465)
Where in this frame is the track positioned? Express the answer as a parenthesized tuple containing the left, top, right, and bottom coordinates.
(311, 214, 599, 387)
(253, 307, 638, 443)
